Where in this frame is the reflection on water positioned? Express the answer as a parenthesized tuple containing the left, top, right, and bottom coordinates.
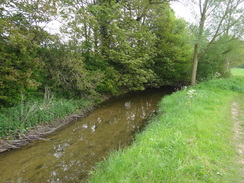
(0, 87, 173, 182)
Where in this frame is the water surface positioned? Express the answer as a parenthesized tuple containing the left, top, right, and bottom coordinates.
(0, 87, 172, 182)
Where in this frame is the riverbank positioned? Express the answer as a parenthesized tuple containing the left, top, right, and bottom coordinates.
(0, 95, 96, 152)
(88, 69, 244, 182)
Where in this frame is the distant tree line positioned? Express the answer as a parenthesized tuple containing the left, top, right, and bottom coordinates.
(0, 0, 243, 106)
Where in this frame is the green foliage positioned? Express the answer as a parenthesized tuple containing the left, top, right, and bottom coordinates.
(0, 0, 58, 105)
(96, 66, 121, 94)
(107, 21, 157, 90)
(59, 0, 192, 93)
(197, 36, 243, 81)
(0, 0, 193, 105)
(0, 17, 44, 105)
(39, 45, 104, 98)
(151, 8, 192, 86)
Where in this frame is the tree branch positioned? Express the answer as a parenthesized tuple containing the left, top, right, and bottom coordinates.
(208, 0, 232, 44)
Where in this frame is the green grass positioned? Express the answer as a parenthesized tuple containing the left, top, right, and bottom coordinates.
(88, 74, 244, 182)
(231, 68, 244, 76)
(0, 96, 93, 138)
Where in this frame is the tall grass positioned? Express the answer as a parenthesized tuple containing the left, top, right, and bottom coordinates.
(89, 75, 244, 182)
(0, 89, 93, 138)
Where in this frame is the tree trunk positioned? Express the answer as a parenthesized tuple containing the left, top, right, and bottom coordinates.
(191, 44, 199, 86)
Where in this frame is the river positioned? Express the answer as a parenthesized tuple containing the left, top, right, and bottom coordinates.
(0, 87, 173, 182)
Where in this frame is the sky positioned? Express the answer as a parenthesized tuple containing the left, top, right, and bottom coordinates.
(45, 1, 195, 35)
(170, 1, 195, 23)
(44, 20, 62, 34)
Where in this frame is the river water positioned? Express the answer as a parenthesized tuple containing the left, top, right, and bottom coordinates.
(0, 87, 172, 182)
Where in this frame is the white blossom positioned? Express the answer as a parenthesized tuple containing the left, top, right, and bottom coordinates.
(187, 89, 197, 98)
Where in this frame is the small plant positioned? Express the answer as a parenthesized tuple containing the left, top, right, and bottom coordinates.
(187, 89, 197, 98)
(19, 87, 54, 127)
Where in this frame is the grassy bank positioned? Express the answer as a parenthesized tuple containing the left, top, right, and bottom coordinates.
(0, 93, 93, 138)
(231, 68, 244, 76)
(89, 69, 244, 183)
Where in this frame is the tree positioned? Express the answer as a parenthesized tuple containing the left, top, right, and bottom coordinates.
(0, 0, 58, 105)
(187, 0, 244, 85)
(150, 4, 192, 86)
(59, 0, 189, 92)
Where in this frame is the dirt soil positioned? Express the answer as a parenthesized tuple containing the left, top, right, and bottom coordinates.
(232, 101, 244, 182)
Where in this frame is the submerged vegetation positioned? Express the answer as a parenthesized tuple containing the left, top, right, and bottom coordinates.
(89, 69, 244, 182)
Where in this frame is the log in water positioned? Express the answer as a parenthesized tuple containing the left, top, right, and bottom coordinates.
(0, 87, 173, 182)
